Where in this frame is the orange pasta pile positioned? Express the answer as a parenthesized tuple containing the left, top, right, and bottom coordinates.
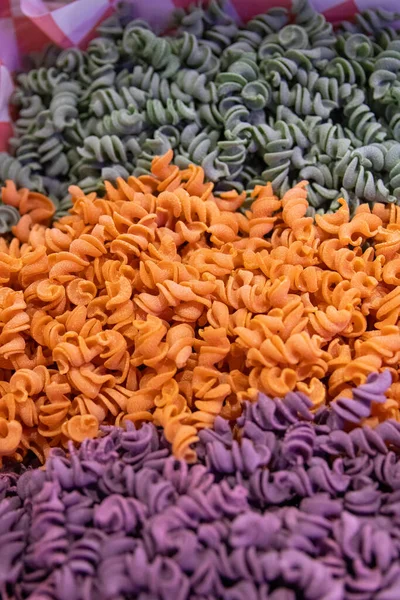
(1, 181, 55, 241)
(1, 149, 400, 464)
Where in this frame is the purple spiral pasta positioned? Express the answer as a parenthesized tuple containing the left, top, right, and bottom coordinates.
(1, 372, 400, 599)
(329, 371, 392, 428)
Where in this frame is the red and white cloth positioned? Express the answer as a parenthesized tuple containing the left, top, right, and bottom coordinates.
(0, 0, 396, 151)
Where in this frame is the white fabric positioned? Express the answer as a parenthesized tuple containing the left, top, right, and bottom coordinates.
(0, 18, 19, 72)
(0, 64, 14, 122)
(52, 0, 112, 44)
(311, 0, 344, 12)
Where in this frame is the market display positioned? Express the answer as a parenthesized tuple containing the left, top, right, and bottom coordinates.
(0, 1, 400, 599)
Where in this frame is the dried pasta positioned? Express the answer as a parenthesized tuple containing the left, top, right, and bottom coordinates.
(1, 150, 400, 464)
(3, 0, 400, 217)
(2, 373, 400, 600)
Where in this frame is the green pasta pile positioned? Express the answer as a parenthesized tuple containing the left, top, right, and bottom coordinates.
(1, 0, 400, 218)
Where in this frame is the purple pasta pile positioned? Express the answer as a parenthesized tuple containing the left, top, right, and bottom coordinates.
(2, 371, 400, 600)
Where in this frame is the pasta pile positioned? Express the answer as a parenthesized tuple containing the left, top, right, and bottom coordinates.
(1, 151, 400, 465)
(4, 1, 400, 598)
(1, 0, 400, 225)
(2, 373, 400, 600)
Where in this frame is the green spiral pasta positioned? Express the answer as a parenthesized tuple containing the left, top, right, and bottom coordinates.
(0, 153, 42, 190)
(91, 107, 144, 137)
(3, 0, 400, 216)
(11, 93, 45, 137)
(16, 67, 67, 96)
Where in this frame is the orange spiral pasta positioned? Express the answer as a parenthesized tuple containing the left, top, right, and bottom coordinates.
(2, 181, 55, 243)
(2, 152, 400, 465)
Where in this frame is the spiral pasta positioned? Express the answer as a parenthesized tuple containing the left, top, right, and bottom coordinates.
(0, 181, 55, 241)
(5, 373, 400, 600)
(2, 1, 400, 217)
(1, 151, 400, 463)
